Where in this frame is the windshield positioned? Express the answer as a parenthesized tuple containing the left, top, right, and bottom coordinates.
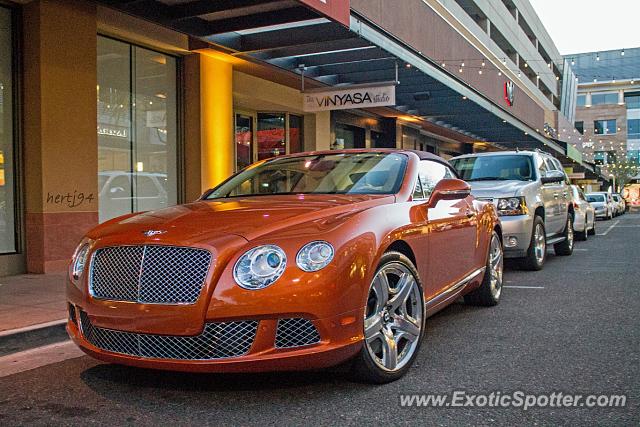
(205, 152, 407, 199)
(450, 155, 534, 181)
(587, 194, 605, 202)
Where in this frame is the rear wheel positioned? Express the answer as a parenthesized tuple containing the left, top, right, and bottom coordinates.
(520, 216, 546, 271)
(554, 215, 574, 256)
(351, 252, 425, 384)
(465, 231, 503, 306)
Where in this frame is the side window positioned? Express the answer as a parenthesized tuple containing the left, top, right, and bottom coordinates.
(538, 157, 548, 177)
(544, 157, 557, 172)
(412, 177, 425, 200)
(418, 160, 448, 199)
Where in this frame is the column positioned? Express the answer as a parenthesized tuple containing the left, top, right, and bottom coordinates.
(23, 0, 98, 273)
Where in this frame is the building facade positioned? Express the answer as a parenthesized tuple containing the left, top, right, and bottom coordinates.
(566, 47, 640, 191)
(0, 0, 592, 275)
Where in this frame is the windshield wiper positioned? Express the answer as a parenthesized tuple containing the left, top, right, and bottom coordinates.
(466, 177, 514, 181)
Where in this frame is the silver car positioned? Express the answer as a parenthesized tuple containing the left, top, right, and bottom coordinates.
(451, 150, 574, 271)
(586, 192, 614, 220)
(611, 193, 626, 216)
(570, 185, 596, 240)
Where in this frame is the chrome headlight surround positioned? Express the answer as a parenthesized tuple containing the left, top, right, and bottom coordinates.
(495, 197, 527, 216)
(71, 239, 92, 281)
(296, 241, 334, 272)
(233, 245, 287, 290)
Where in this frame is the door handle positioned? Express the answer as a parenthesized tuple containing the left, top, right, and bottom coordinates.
(465, 209, 475, 218)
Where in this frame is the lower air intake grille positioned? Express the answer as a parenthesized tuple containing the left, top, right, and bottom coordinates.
(275, 318, 321, 348)
(79, 311, 258, 360)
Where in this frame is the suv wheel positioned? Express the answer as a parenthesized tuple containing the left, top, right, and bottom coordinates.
(554, 215, 574, 256)
(520, 216, 546, 271)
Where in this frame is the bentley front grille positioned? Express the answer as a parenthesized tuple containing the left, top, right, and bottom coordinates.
(275, 318, 321, 348)
(79, 311, 258, 360)
(89, 245, 212, 304)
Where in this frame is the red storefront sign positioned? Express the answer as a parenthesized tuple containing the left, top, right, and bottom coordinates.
(297, 0, 350, 27)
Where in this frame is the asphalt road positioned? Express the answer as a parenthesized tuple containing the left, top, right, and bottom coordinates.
(1, 214, 639, 426)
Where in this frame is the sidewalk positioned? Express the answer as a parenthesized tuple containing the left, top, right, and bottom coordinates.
(0, 273, 67, 332)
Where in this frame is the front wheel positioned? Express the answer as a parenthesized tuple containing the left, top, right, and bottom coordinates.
(465, 231, 503, 306)
(554, 215, 574, 256)
(588, 220, 596, 236)
(351, 252, 425, 384)
(520, 216, 546, 271)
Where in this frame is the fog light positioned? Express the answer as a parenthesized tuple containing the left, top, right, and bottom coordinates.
(505, 236, 518, 247)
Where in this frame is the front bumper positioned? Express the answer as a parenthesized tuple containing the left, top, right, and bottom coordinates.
(67, 304, 362, 373)
(499, 214, 533, 258)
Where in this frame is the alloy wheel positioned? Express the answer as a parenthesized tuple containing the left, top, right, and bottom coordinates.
(364, 263, 423, 372)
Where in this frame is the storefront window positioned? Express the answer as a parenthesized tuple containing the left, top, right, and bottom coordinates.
(334, 123, 365, 149)
(0, 7, 16, 254)
(235, 114, 253, 171)
(97, 36, 178, 222)
(257, 113, 286, 161)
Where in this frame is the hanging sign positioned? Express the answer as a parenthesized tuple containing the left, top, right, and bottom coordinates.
(303, 84, 396, 112)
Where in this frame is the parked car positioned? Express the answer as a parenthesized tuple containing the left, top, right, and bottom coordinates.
(569, 185, 596, 240)
(67, 150, 503, 383)
(611, 193, 625, 216)
(450, 150, 574, 271)
(586, 192, 614, 220)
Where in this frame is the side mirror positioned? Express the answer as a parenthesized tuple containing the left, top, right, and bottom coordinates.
(541, 170, 565, 184)
(428, 178, 471, 206)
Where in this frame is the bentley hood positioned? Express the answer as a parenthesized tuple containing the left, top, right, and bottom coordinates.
(88, 194, 394, 245)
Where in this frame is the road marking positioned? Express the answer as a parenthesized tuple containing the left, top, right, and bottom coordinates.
(611, 225, 640, 228)
(597, 220, 620, 236)
(0, 340, 84, 378)
(573, 248, 588, 251)
(503, 285, 544, 289)
(0, 318, 67, 337)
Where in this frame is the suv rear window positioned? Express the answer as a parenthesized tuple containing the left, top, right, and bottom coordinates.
(450, 155, 534, 181)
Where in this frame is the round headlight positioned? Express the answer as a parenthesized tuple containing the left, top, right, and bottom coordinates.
(72, 242, 91, 280)
(497, 197, 521, 211)
(296, 241, 334, 272)
(233, 245, 287, 290)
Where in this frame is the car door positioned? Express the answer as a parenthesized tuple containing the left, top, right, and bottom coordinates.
(542, 157, 564, 235)
(419, 161, 477, 299)
(538, 157, 558, 234)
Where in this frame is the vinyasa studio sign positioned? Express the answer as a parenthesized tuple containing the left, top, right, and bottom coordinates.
(303, 85, 396, 112)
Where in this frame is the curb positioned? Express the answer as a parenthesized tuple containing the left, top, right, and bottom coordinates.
(0, 320, 70, 357)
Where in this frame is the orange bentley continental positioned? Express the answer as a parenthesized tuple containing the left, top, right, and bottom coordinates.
(67, 149, 503, 383)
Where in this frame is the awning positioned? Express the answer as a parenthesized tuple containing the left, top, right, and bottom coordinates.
(99, 1, 568, 155)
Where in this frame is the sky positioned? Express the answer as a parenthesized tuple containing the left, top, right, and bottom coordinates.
(528, 0, 640, 55)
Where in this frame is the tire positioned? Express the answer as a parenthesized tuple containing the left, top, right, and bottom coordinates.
(464, 231, 503, 307)
(554, 215, 574, 256)
(588, 220, 596, 236)
(351, 251, 425, 384)
(520, 216, 546, 271)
